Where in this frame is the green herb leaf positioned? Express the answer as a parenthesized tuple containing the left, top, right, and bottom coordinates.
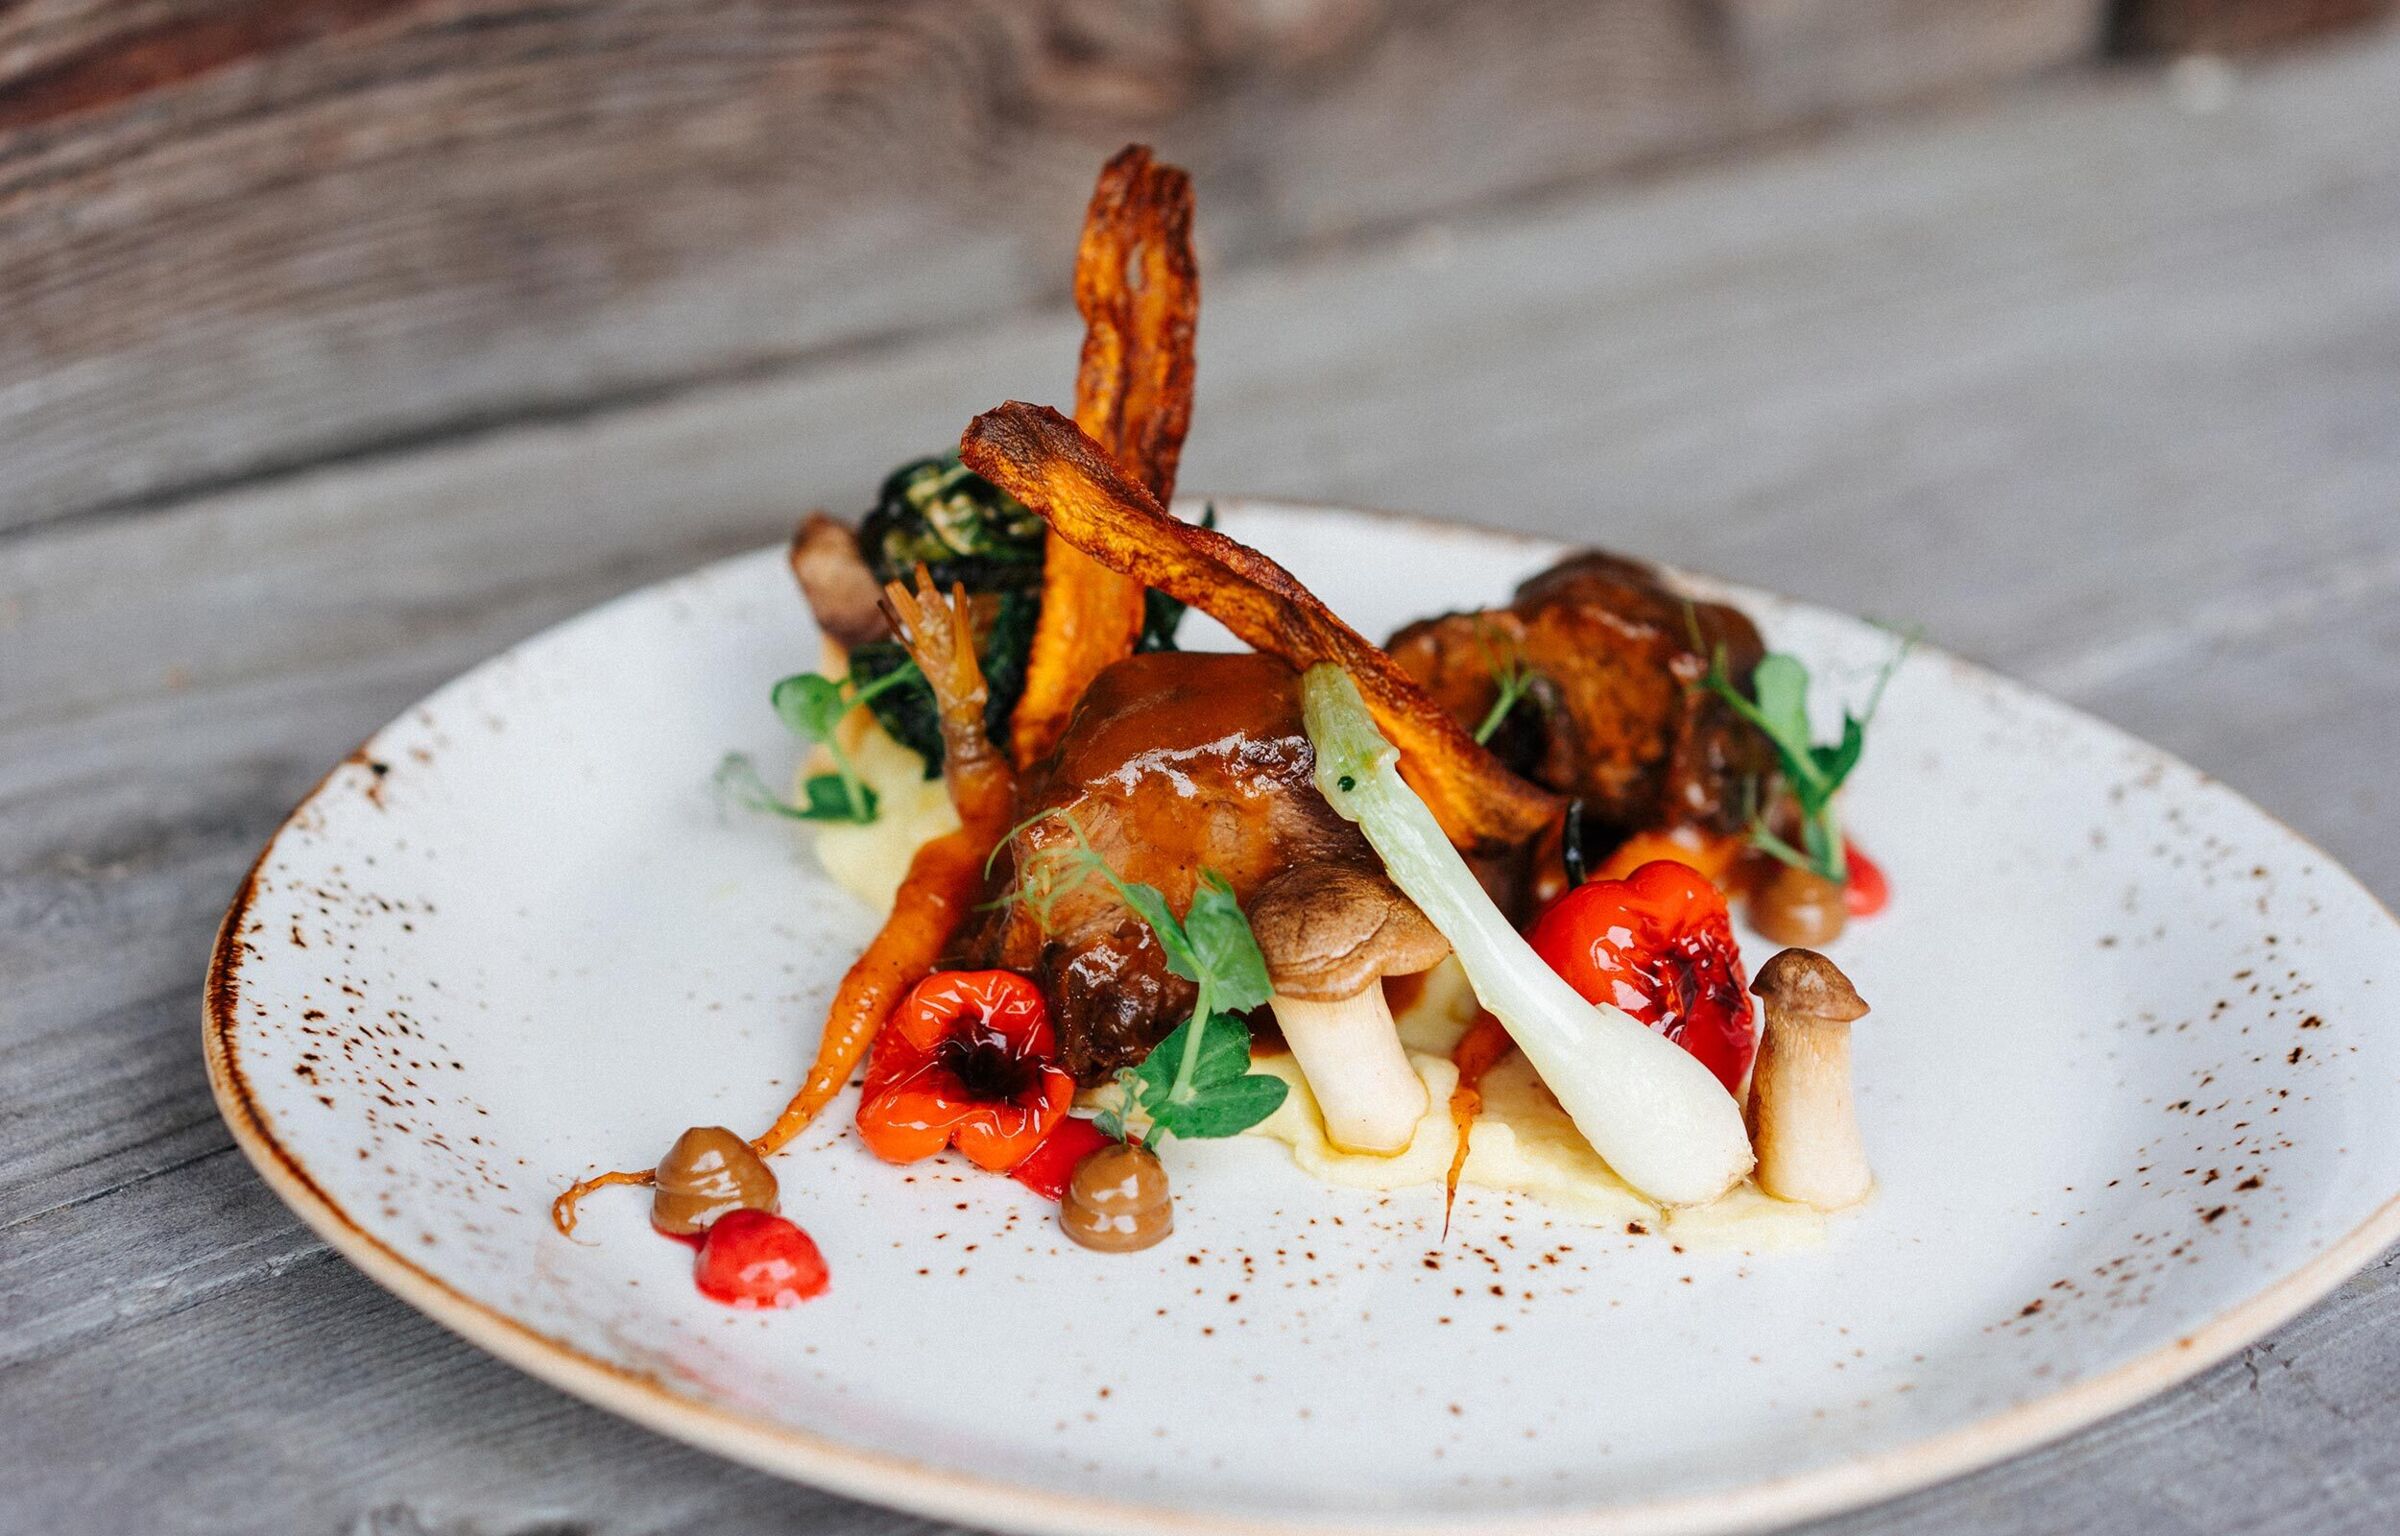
(771, 672, 852, 745)
(799, 773, 874, 821)
(1093, 1067, 1140, 1143)
(1182, 873, 1272, 1016)
(1131, 1013, 1285, 1147)
(1147, 1071, 1287, 1143)
(1135, 1013, 1253, 1102)
(758, 660, 926, 824)
(1703, 635, 1910, 885)
(1748, 653, 1813, 755)
(1119, 878, 1202, 981)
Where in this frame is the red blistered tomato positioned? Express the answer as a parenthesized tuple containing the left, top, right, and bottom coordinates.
(1843, 841, 1889, 917)
(1525, 859, 1756, 1094)
(1008, 1115, 1116, 1202)
(694, 1208, 829, 1308)
(856, 970, 1074, 1172)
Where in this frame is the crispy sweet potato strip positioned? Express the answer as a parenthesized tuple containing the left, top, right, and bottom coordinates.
(1009, 145, 1199, 767)
(961, 402, 1564, 851)
(1072, 145, 1198, 500)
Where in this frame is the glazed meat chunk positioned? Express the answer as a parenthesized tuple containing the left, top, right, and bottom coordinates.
(1386, 551, 1773, 842)
(981, 650, 1405, 1081)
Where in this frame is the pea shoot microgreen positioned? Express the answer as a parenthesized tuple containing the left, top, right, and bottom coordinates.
(990, 810, 1286, 1147)
(715, 660, 921, 826)
(1471, 624, 1539, 746)
(1703, 633, 1911, 885)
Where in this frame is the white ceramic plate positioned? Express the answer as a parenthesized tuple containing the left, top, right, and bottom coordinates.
(207, 502, 2400, 1536)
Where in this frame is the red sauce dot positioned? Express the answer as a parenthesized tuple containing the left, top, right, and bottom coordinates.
(694, 1209, 829, 1308)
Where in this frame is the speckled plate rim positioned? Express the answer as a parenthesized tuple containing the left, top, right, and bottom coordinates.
(204, 500, 2400, 1536)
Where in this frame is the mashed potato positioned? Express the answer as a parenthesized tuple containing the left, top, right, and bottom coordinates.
(1248, 958, 1824, 1245)
(808, 721, 958, 914)
(807, 719, 1821, 1243)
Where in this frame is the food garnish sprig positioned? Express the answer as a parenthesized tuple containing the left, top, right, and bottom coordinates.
(1703, 636, 1909, 886)
(716, 660, 922, 825)
(1471, 624, 1539, 747)
(998, 811, 1288, 1147)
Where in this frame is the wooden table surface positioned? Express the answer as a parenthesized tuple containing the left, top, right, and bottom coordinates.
(7, 27, 2400, 1536)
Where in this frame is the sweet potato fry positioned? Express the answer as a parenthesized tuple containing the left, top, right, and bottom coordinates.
(1010, 145, 1199, 767)
(1072, 144, 1198, 500)
(961, 402, 1564, 851)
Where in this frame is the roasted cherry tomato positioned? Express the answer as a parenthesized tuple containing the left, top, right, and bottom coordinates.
(1006, 1114, 1116, 1202)
(1525, 859, 1755, 1093)
(694, 1208, 829, 1308)
(855, 970, 1074, 1172)
(1843, 840, 1889, 917)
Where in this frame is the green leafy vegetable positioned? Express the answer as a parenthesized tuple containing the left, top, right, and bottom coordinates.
(972, 588, 1042, 748)
(839, 639, 945, 772)
(997, 810, 1285, 1147)
(1703, 636, 1910, 884)
(835, 593, 1039, 779)
(847, 453, 1049, 774)
(858, 453, 1045, 594)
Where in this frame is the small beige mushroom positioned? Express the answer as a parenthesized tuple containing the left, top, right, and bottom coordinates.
(1249, 863, 1449, 1154)
(1746, 948, 1874, 1210)
(788, 513, 893, 649)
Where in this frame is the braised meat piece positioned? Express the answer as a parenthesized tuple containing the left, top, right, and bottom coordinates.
(1386, 551, 1772, 842)
(981, 650, 1405, 1082)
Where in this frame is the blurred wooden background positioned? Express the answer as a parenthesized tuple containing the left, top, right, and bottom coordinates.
(7, 0, 2383, 535)
(6, 4, 2400, 1535)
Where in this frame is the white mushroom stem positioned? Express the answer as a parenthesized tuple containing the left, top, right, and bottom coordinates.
(1270, 987, 1428, 1155)
(1747, 950, 1874, 1210)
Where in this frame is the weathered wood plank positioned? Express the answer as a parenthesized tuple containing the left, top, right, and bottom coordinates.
(5, 27, 2400, 1536)
(0, 0, 2105, 534)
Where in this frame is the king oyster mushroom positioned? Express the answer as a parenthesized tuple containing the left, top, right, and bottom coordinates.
(1746, 948, 1875, 1210)
(1248, 863, 1450, 1154)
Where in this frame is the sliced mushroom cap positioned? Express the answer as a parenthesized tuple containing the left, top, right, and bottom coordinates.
(1750, 947, 1870, 1022)
(789, 512, 893, 649)
(1248, 863, 1451, 1001)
